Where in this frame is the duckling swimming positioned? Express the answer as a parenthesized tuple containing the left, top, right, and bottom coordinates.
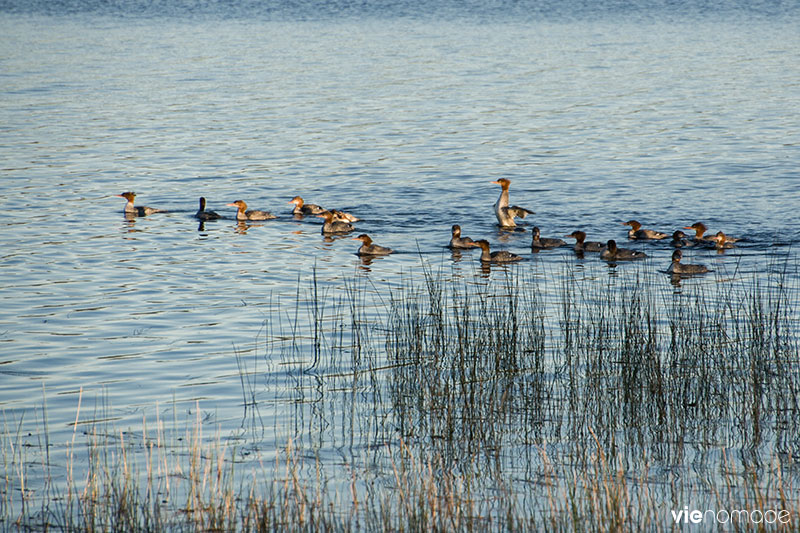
(353, 234, 393, 256)
(472, 239, 523, 263)
(601, 239, 647, 261)
(564, 230, 604, 253)
(667, 249, 710, 275)
(531, 226, 566, 249)
(449, 224, 476, 249)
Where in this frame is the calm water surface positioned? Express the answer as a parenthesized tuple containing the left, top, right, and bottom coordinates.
(1, 0, 799, 521)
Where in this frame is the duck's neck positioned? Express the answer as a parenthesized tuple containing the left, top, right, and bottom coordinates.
(496, 188, 509, 208)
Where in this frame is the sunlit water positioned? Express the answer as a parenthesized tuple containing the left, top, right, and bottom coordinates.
(1, 0, 799, 523)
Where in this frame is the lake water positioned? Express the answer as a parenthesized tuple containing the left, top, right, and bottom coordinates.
(1, 0, 799, 526)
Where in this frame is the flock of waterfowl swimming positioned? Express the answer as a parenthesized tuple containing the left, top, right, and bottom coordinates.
(118, 178, 739, 276)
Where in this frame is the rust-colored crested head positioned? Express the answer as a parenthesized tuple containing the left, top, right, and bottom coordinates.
(623, 220, 641, 230)
(316, 210, 334, 221)
(227, 200, 247, 209)
(117, 192, 136, 201)
(684, 222, 707, 232)
(491, 178, 511, 189)
(289, 196, 303, 205)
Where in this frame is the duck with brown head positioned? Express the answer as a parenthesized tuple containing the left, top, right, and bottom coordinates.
(667, 249, 710, 275)
(472, 239, 523, 263)
(317, 210, 355, 235)
(623, 220, 668, 240)
(288, 196, 325, 216)
(683, 222, 716, 242)
(289, 196, 358, 222)
(713, 231, 735, 249)
(564, 230, 604, 253)
(226, 200, 276, 221)
(685, 222, 739, 243)
(117, 192, 167, 217)
(353, 234, 393, 256)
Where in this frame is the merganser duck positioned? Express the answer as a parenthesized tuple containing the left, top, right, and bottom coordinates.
(683, 222, 716, 242)
(288, 196, 325, 216)
(317, 210, 354, 234)
(531, 226, 566, 249)
(713, 231, 735, 249)
(117, 192, 166, 216)
(684, 222, 739, 243)
(623, 220, 668, 240)
(492, 178, 534, 228)
(472, 239, 523, 263)
(353, 234, 393, 255)
(667, 249, 710, 275)
(289, 196, 359, 222)
(564, 231, 604, 253)
(329, 209, 359, 223)
(449, 224, 475, 249)
(226, 200, 276, 221)
(195, 197, 221, 221)
(670, 230, 693, 248)
(601, 239, 647, 261)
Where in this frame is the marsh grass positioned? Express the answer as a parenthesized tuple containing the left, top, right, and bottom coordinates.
(3, 258, 800, 531)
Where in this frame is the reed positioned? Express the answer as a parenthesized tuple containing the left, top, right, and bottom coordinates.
(2, 257, 799, 531)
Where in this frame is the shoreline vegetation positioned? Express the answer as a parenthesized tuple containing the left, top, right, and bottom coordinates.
(3, 257, 799, 531)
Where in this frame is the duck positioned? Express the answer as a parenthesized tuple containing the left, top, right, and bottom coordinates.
(564, 231, 604, 253)
(449, 224, 476, 249)
(288, 196, 326, 216)
(492, 178, 534, 228)
(713, 231, 735, 249)
(667, 249, 710, 275)
(600, 239, 647, 261)
(471, 239, 523, 263)
(195, 197, 221, 221)
(317, 210, 354, 235)
(329, 209, 359, 223)
(683, 222, 717, 242)
(353, 234, 393, 256)
(623, 220, 669, 240)
(226, 200, 276, 221)
(117, 192, 166, 216)
(670, 230, 693, 248)
(531, 227, 566, 249)
(684, 222, 739, 243)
